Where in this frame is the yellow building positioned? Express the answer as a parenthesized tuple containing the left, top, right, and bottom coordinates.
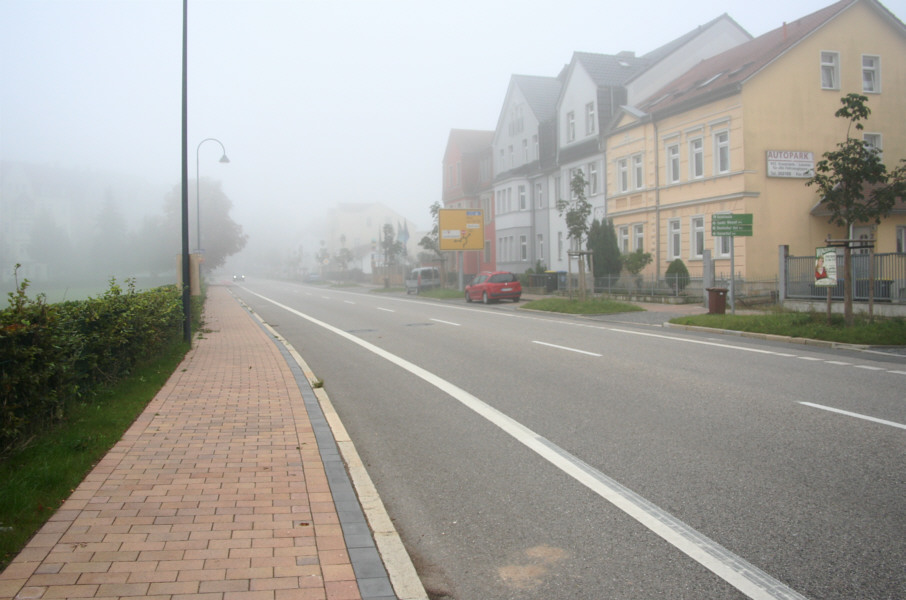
(605, 0, 906, 282)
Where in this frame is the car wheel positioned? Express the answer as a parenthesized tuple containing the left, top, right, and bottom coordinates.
(482, 292, 489, 304)
(465, 291, 472, 303)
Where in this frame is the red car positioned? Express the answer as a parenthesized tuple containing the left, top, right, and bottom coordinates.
(465, 271, 522, 303)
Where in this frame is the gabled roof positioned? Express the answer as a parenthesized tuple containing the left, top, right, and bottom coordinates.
(572, 51, 649, 87)
(511, 74, 563, 122)
(636, 0, 903, 117)
(443, 129, 494, 163)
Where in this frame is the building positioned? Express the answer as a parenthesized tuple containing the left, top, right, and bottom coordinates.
(605, 0, 906, 281)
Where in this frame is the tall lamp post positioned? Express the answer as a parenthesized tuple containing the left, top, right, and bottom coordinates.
(195, 138, 230, 252)
(181, 0, 190, 343)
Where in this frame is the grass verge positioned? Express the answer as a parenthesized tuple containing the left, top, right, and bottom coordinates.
(671, 311, 906, 345)
(0, 337, 191, 571)
(522, 297, 645, 315)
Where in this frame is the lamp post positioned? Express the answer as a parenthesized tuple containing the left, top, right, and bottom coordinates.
(195, 138, 230, 253)
(181, 0, 190, 343)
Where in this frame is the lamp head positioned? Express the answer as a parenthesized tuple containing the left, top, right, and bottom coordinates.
(219, 154, 230, 164)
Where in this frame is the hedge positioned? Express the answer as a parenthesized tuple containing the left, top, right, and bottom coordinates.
(0, 273, 182, 454)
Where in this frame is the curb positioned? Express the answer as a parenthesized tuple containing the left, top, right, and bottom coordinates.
(250, 312, 429, 600)
(664, 322, 870, 351)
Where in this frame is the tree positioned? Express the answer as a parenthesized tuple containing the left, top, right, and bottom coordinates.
(418, 201, 444, 264)
(381, 223, 404, 268)
(163, 179, 247, 272)
(807, 94, 906, 326)
(587, 218, 621, 279)
(557, 170, 593, 300)
(621, 248, 653, 289)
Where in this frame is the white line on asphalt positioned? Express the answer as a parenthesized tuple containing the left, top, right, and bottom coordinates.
(854, 365, 884, 371)
(377, 307, 394, 313)
(533, 340, 602, 357)
(825, 360, 851, 365)
(248, 289, 809, 600)
(799, 402, 906, 430)
(344, 300, 356, 305)
(430, 318, 460, 326)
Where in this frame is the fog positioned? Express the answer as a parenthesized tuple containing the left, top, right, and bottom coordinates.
(3, 0, 902, 295)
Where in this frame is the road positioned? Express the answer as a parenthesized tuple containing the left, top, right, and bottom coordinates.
(231, 279, 905, 600)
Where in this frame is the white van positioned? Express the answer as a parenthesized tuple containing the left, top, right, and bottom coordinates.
(405, 267, 441, 294)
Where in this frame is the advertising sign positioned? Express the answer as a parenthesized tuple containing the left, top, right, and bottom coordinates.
(814, 247, 837, 287)
(766, 150, 815, 178)
(439, 209, 484, 251)
(711, 213, 753, 237)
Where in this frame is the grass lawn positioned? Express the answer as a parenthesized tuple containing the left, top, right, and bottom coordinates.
(671, 311, 906, 346)
(0, 339, 191, 571)
(522, 296, 645, 315)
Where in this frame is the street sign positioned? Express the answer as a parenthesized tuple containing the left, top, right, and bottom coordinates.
(439, 209, 484, 251)
(711, 213, 753, 237)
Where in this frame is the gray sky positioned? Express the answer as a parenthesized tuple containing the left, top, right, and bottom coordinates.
(3, 0, 904, 252)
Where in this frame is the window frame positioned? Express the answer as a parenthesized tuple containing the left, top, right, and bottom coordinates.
(689, 138, 704, 179)
(519, 235, 528, 261)
(862, 55, 880, 94)
(690, 216, 705, 260)
(821, 51, 840, 90)
(566, 111, 576, 143)
(668, 219, 681, 260)
(633, 224, 644, 251)
(666, 142, 680, 184)
(518, 185, 527, 210)
(896, 226, 906, 253)
(588, 161, 599, 195)
(617, 158, 630, 193)
(632, 153, 644, 190)
(713, 130, 730, 174)
(618, 226, 630, 254)
(585, 102, 596, 135)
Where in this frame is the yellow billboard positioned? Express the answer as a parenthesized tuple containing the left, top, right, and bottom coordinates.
(439, 209, 484, 251)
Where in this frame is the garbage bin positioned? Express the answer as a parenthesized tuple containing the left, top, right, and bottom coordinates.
(706, 287, 728, 314)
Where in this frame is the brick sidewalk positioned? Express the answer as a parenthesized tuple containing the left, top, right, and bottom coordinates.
(0, 286, 382, 600)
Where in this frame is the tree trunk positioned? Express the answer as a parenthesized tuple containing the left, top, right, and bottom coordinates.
(843, 244, 853, 327)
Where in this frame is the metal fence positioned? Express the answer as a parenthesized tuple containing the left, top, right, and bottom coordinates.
(786, 252, 906, 302)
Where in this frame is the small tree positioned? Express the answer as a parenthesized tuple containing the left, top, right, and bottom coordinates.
(621, 249, 653, 289)
(807, 94, 906, 326)
(418, 201, 444, 264)
(665, 259, 690, 292)
(587, 218, 621, 279)
(557, 170, 593, 300)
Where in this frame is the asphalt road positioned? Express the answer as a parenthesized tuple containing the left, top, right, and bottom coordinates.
(232, 279, 905, 600)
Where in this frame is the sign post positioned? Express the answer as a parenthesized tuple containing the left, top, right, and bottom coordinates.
(710, 214, 753, 314)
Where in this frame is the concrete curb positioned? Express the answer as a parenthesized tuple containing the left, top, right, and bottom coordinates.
(254, 318, 429, 600)
(664, 322, 870, 351)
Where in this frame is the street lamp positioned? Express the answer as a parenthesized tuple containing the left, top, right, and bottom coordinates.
(195, 137, 230, 253)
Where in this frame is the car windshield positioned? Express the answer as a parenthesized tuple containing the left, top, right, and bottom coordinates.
(473, 274, 488, 284)
(489, 273, 513, 283)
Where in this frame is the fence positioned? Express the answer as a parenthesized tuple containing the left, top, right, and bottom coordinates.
(786, 252, 906, 302)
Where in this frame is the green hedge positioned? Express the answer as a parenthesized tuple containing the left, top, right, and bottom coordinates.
(0, 275, 182, 454)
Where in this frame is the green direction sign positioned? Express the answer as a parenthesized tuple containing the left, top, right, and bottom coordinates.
(711, 213, 753, 237)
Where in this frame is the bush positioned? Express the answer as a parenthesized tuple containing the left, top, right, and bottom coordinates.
(666, 259, 690, 291)
(0, 269, 182, 454)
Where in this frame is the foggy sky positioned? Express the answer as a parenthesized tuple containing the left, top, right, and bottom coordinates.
(3, 0, 904, 263)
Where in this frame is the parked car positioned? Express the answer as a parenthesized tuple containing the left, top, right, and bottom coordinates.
(406, 267, 441, 294)
(465, 271, 522, 303)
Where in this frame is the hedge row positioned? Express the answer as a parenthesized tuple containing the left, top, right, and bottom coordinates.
(0, 275, 183, 454)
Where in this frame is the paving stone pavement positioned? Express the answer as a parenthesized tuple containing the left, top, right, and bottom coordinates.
(0, 285, 398, 600)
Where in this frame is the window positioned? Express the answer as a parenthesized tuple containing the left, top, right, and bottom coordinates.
(537, 234, 544, 260)
(522, 139, 528, 162)
(668, 219, 681, 259)
(632, 154, 644, 189)
(585, 102, 596, 135)
(897, 226, 906, 253)
(691, 216, 705, 259)
(666, 143, 680, 184)
(821, 51, 839, 90)
(617, 158, 630, 193)
(689, 138, 704, 179)
(633, 224, 644, 251)
(618, 226, 629, 253)
(862, 55, 880, 93)
(717, 235, 732, 257)
(714, 130, 730, 174)
(588, 162, 599, 195)
(518, 185, 527, 210)
(566, 111, 575, 142)
(864, 133, 882, 159)
(569, 168, 578, 200)
(520, 235, 528, 260)
(536, 183, 543, 209)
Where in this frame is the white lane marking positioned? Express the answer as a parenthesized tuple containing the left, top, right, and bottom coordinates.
(891, 370, 906, 376)
(825, 361, 851, 366)
(344, 300, 356, 305)
(431, 318, 460, 327)
(854, 365, 884, 371)
(377, 307, 394, 313)
(248, 289, 808, 600)
(799, 402, 906, 430)
(796, 356, 822, 361)
(533, 340, 602, 357)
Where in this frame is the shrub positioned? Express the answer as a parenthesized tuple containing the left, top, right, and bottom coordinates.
(666, 259, 690, 292)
